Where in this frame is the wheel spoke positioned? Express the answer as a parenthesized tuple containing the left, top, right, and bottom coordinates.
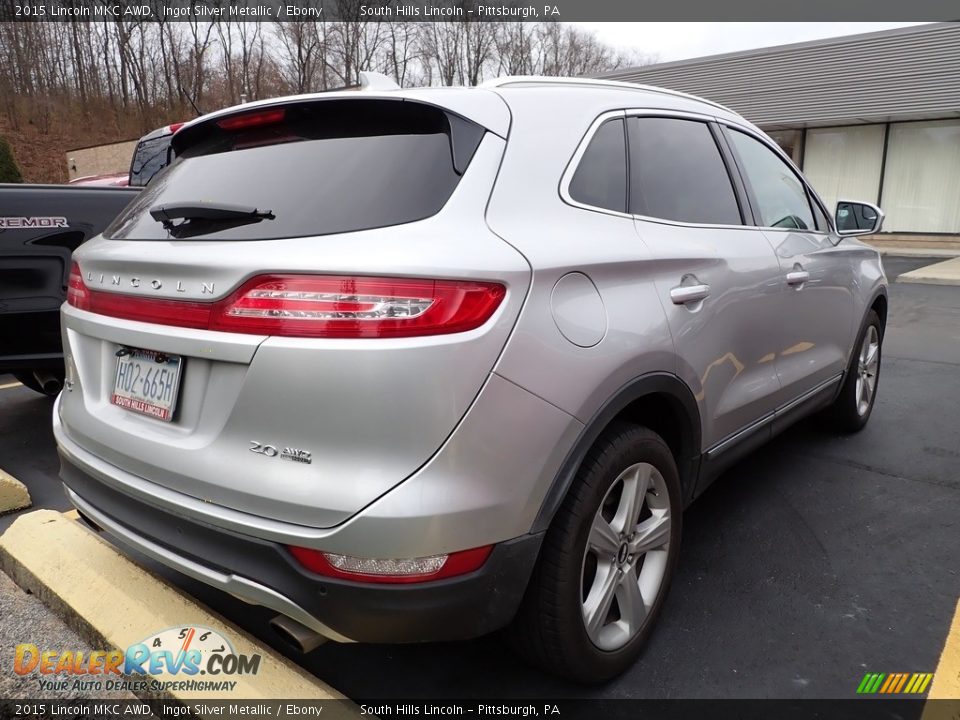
(616, 566, 647, 635)
(628, 511, 670, 555)
(865, 342, 879, 370)
(588, 515, 620, 557)
(614, 464, 650, 534)
(583, 562, 618, 638)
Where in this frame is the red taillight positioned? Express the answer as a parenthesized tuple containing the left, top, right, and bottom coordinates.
(167, 122, 185, 134)
(66, 265, 505, 338)
(211, 275, 505, 338)
(216, 109, 285, 131)
(66, 263, 91, 310)
(287, 545, 493, 584)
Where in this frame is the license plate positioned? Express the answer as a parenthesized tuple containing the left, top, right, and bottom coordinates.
(111, 348, 183, 422)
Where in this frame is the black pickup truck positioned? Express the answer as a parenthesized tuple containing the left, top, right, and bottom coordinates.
(0, 184, 141, 394)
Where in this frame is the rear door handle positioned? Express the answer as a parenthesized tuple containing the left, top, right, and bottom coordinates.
(670, 283, 710, 305)
(786, 270, 810, 286)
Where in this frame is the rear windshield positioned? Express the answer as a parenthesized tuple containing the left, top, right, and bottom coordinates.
(106, 100, 484, 241)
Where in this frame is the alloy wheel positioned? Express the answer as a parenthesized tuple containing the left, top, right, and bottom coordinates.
(855, 325, 880, 416)
(580, 462, 671, 651)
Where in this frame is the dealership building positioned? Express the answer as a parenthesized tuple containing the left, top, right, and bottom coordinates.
(601, 23, 960, 249)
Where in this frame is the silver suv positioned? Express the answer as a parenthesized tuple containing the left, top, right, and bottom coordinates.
(55, 75, 887, 682)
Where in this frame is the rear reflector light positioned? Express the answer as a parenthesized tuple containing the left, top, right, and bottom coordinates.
(67, 263, 91, 309)
(67, 264, 505, 338)
(67, 263, 211, 329)
(287, 545, 493, 584)
(216, 108, 286, 131)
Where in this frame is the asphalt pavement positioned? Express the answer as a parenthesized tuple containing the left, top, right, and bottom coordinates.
(1, 256, 957, 699)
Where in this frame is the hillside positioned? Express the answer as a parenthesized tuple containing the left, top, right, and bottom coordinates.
(0, 111, 160, 184)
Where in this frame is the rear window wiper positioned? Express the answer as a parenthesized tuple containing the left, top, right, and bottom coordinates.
(149, 202, 275, 231)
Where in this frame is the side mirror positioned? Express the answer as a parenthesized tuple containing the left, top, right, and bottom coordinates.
(835, 200, 884, 237)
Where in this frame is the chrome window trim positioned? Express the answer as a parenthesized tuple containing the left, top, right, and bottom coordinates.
(560, 108, 753, 231)
(559, 109, 633, 220)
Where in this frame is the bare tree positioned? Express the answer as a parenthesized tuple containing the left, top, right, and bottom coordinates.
(382, 22, 423, 87)
(273, 22, 322, 93)
(325, 10, 389, 87)
(0, 19, 653, 181)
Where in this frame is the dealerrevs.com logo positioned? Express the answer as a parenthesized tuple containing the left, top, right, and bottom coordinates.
(14, 626, 261, 693)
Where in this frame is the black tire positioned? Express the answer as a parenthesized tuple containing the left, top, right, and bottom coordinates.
(827, 309, 883, 433)
(509, 423, 682, 683)
(12, 370, 63, 397)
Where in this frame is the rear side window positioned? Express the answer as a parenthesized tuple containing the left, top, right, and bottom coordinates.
(627, 117, 742, 225)
(568, 119, 627, 214)
(129, 135, 173, 187)
(106, 100, 484, 241)
(726, 129, 816, 231)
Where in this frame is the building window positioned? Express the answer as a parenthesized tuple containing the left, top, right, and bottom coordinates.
(881, 120, 960, 234)
(802, 125, 885, 217)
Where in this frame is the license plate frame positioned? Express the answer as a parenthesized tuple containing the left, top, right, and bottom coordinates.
(111, 348, 183, 422)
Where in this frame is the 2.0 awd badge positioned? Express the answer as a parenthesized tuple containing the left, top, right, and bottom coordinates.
(249, 441, 312, 464)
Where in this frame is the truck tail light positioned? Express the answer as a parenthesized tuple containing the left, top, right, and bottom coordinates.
(286, 545, 493, 584)
(66, 264, 505, 338)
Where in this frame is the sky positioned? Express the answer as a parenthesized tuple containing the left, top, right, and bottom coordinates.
(574, 22, 930, 65)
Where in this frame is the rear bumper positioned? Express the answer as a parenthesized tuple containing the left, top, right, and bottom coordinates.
(61, 449, 543, 644)
(54, 370, 581, 558)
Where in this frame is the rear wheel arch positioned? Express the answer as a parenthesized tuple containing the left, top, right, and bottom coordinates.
(532, 372, 702, 533)
(845, 287, 888, 367)
(870, 290, 888, 336)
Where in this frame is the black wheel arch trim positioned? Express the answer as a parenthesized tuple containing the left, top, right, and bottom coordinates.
(531, 372, 702, 533)
(835, 286, 889, 401)
(868, 286, 889, 335)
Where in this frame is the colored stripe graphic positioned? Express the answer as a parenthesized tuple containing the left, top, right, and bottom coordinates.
(893, 674, 909, 693)
(857, 672, 934, 694)
(904, 674, 920, 693)
(879, 674, 897, 693)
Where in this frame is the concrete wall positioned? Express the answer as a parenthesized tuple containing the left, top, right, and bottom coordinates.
(65, 139, 137, 181)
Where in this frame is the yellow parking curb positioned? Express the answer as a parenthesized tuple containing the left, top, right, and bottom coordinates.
(926, 599, 960, 701)
(0, 468, 31, 515)
(0, 509, 347, 706)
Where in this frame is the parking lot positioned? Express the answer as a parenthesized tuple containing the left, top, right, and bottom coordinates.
(1, 256, 957, 700)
